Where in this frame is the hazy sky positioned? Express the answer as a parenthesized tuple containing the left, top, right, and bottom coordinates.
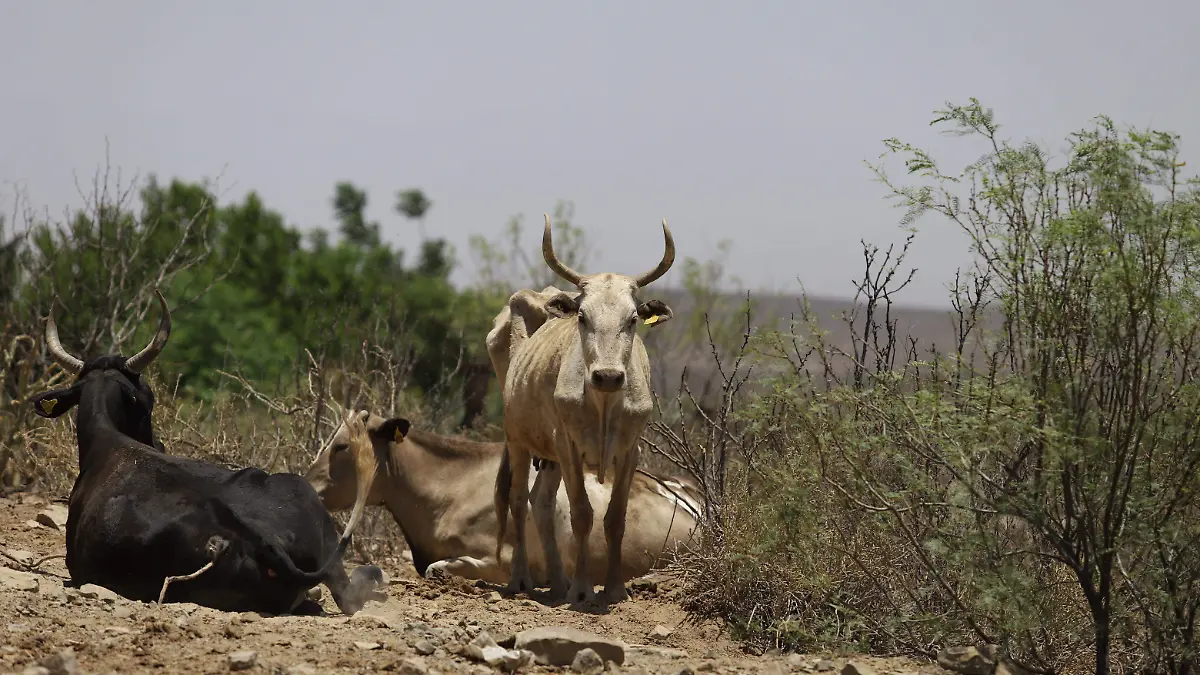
(3, 1, 1196, 307)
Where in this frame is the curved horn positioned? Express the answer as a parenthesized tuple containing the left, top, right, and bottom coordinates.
(542, 213, 583, 287)
(45, 299, 84, 375)
(124, 290, 172, 374)
(337, 410, 380, 548)
(633, 218, 676, 288)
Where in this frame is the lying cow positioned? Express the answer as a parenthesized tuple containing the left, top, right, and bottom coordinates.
(29, 291, 384, 615)
(303, 411, 702, 587)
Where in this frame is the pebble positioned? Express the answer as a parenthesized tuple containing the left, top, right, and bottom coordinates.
(228, 650, 257, 671)
(571, 648, 604, 674)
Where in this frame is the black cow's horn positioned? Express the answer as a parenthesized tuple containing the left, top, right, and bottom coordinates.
(124, 290, 172, 374)
(45, 298, 84, 375)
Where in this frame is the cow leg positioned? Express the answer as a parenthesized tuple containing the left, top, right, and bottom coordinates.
(425, 556, 509, 584)
(505, 444, 536, 595)
(530, 460, 568, 598)
(557, 433, 596, 605)
(602, 444, 640, 604)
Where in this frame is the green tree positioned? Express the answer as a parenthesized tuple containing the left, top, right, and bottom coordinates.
(333, 182, 380, 247)
(395, 188, 432, 241)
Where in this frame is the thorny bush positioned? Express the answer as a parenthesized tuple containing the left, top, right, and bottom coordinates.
(671, 100, 1200, 675)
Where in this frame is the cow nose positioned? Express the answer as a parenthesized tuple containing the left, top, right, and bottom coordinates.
(591, 368, 625, 391)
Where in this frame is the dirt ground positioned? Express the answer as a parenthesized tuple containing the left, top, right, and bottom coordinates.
(1, 493, 948, 675)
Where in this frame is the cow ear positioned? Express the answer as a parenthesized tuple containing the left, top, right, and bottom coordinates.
(29, 386, 81, 419)
(546, 293, 579, 319)
(637, 299, 674, 327)
(374, 417, 411, 444)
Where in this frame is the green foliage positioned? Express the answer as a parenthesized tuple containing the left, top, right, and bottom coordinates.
(1, 174, 489, 411)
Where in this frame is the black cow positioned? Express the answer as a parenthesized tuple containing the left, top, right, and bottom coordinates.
(29, 291, 384, 615)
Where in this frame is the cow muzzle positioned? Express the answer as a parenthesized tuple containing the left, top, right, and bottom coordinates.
(590, 368, 626, 393)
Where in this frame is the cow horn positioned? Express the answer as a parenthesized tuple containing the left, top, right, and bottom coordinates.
(124, 290, 172, 374)
(337, 410, 380, 548)
(633, 218, 675, 288)
(45, 299, 85, 375)
(542, 213, 583, 287)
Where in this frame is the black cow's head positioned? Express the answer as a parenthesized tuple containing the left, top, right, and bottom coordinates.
(29, 291, 172, 453)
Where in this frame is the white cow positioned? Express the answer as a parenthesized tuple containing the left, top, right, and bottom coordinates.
(494, 214, 676, 604)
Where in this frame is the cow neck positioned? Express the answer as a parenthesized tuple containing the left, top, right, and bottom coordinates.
(380, 429, 499, 557)
(73, 378, 150, 469)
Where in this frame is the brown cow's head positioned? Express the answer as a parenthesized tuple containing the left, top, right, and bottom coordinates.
(305, 411, 409, 512)
(540, 214, 675, 393)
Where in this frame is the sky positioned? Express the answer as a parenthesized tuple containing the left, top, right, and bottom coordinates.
(2, 1, 1196, 308)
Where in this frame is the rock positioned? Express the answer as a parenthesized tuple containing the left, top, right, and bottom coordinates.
(23, 520, 42, 530)
(34, 648, 79, 675)
(397, 658, 427, 675)
(572, 648, 605, 674)
(6, 549, 35, 565)
(787, 653, 807, 669)
(841, 662, 876, 675)
(36, 505, 69, 530)
(487, 591, 503, 603)
(228, 650, 257, 671)
(354, 641, 382, 651)
(465, 631, 535, 671)
(0, 566, 39, 592)
(650, 624, 674, 641)
(631, 577, 658, 594)
(414, 639, 436, 655)
(306, 586, 322, 602)
(78, 583, 122, 603)
(937, 646, 996, 675)
(21, 667, 50, 675)
(514, 626, 626, 666)
(286, 666, 316, 675)
(816, 659, 834, 671)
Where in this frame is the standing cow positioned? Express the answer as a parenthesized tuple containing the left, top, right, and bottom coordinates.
(494, 214, 675, 605)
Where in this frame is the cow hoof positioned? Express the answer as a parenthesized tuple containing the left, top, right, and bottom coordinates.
(506, 576, 535, 596)
(352, 564, 385, 590)
(566, 581, 596, 605)
(425, 560, 453, 581)
(602, 583, 628, 604)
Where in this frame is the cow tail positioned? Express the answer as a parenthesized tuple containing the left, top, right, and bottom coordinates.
(494, 444, 513, 563)
(206, 497, 343, 586)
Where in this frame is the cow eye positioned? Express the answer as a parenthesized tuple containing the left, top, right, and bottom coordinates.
(578, 311, 588, 325)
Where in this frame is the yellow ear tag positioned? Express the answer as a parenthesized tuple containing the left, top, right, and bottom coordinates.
(394, 428, 405, 442)
(643, 315, 661, 326)
(40, 399, 57, 414)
